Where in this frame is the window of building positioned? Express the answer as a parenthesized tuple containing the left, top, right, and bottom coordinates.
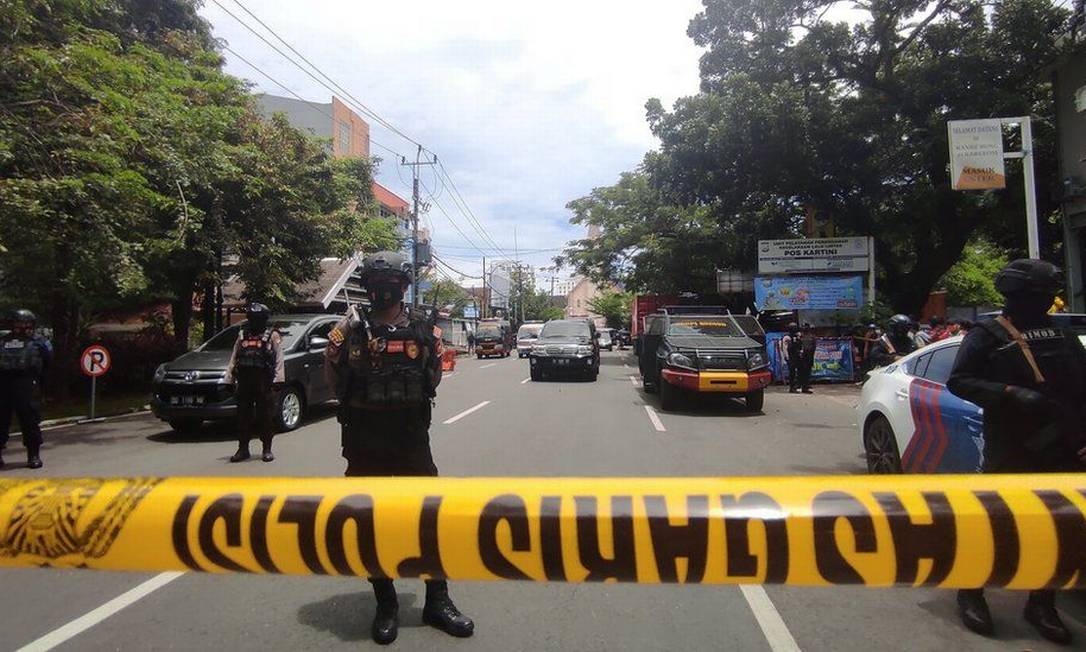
(338, 121, 351, 151)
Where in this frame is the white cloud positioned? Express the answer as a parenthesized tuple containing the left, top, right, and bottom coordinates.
(200, 0, 705, 282)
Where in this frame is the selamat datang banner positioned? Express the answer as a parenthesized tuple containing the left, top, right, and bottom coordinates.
(948, 119, 1006, 190)
(1, 475, 1085, 589)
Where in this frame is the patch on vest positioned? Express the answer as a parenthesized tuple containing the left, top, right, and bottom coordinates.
(405, 341, 420, 359)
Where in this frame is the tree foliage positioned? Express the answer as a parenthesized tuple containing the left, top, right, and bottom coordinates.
(562, 0, 1073, 313)
(0, 0, 397, 393)
(588, 290, 633, 329)
(938, 238, 1009, 307)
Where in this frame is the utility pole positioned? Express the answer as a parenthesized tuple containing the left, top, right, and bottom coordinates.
(481, 255, 487, 319)
(401, 145, 437, 308)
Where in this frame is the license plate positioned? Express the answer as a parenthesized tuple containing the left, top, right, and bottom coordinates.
(170, 395, 204, 406)
(557, 359, 569, 366)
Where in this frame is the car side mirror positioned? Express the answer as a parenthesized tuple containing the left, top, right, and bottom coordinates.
(309, 336, 330, 350)
(594, 332, 601, 340)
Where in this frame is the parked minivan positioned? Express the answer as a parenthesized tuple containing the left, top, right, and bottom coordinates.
(151, 313, 340, 433)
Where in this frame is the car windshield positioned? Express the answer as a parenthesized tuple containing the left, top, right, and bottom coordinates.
(200, 320, 310, 351)
(478, 326, 503, 338)
(667, 317, 744, 338)
(517, 326, 542, 339)
(541, 321, 590, 339)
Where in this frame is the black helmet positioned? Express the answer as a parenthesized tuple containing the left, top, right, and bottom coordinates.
(10, 309, 36, 325)
(887, 314, 911, 333)
(786, 321, 798, 332)
(360, 251, 412, 288)
(246, 303, 270, 329)
(994, 259, 1063, 297)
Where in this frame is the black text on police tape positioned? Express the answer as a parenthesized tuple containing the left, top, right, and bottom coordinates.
(169, 490, 1086, 587)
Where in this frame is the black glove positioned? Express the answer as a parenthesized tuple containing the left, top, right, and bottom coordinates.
(1004, 385, 1054, 414)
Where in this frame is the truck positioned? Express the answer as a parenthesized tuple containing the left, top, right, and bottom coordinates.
(476, 318, 514, 358)
(631, 295, 678, 355)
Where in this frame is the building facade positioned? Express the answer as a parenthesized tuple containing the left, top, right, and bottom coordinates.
(1056, 42, 1086, 310)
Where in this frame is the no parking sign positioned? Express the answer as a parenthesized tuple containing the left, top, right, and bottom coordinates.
(81, 344, 111, 418)
(81, 344, 111, 377)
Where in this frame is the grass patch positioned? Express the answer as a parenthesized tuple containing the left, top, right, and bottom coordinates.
(39, 391, 150, 422)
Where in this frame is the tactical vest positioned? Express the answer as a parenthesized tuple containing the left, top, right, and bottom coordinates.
(235, 330, 274, 372)
(0, 336, 43, 373)
(347, 319, 432, 408)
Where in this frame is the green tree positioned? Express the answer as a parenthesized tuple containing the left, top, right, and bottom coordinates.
(422, 277, 469, 313)
(588, 290, 633, 329)
(562, 0, 1073, 313)
(938, 239, 1010, 307)
(0, 0, 398, 393)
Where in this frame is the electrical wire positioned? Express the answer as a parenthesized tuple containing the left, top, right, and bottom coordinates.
(214, 0, 524, 266)
(223, 0, 423, 148)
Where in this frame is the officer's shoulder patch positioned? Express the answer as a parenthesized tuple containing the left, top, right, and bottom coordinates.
(433, 326, 442, 338)
(329, 327, 345, 346)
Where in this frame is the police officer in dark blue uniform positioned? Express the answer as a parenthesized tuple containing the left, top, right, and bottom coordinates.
(325, 251, 473, 645)
(948, 259, 1086, 645)
(0, 309, 53, 469)
(225, 303, 284, 463)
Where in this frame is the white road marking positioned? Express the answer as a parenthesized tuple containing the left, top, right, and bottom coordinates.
(739, 585, 802, 652)
(623, 362, 630, 368)
(443, 371, 457, 379)
(629, 375, 640, 387)
(16, 572, 184, 652)
(643, 405, 666, 432)
(520, 378, 531, 384)
(442, 400, 492, 425)
(480, 363, 498, 369)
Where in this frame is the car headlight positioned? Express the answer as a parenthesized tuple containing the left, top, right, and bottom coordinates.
(532, 345, 548, 356)
(747, 352, 767, 369)
(153, 363, 167, 383)
(667, 352, 695, 369)
(576, 345, 593, 356)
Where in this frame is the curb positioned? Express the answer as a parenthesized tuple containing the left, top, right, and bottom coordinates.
(39, 406, 152, 430)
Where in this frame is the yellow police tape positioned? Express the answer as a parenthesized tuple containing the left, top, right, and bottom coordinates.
(0, 474, 1083, 589)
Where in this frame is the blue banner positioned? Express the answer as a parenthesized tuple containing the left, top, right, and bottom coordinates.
(765, 334, 855, 383)
(754, 276, 864, 310)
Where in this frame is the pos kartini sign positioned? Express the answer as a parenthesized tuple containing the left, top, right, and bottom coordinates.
(948, 119, 1006, 190)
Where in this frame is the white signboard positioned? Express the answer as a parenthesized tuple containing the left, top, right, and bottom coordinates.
(757, 237, 870, 274)
(948, 119, 1006, 190)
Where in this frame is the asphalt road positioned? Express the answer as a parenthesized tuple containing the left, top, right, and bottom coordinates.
(0, 349, 1082, 651)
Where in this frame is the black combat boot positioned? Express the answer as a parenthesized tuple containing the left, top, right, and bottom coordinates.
(957, 589, 993, 636)
(261, 441, 274, 463)
(1024, 590, 1071, 645)
(26, 446, 42, 469)
(0, 448, 5, 469)
(422, 580, 474, 638)
(370, 579, 399, 645)
(229, 444, 250, 463)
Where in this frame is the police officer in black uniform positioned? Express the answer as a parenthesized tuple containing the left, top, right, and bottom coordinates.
(225, 303, 284, 463)
(325, 251, 474, 645)
(866, 314, 916, 368)
(947, 259, 1086, 645)
(782, 322, 801, 392)
(0, 309, 52, 469)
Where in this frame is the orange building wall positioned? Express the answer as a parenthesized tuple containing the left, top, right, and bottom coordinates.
(332, 97, 371, 159)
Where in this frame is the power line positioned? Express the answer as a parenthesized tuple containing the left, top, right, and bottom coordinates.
(213, 0, 505, 265)
(221, 0, 423, 149)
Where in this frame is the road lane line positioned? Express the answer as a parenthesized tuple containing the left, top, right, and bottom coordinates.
(16, 571, 184, 652)
(739, 585, 802, 652)
(623, 362, 630, 368)
(480, 363, 498, 369)
(629, 375, 640, 386)
(520, 378, 531, 384)
(643, 405, 666, 432)
(442, 400, 492, 425)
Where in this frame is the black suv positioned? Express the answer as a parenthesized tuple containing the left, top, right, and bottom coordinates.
(638, 308, 770, 412)
(151, 314, 340, 433)
(528, 319, 600, 381)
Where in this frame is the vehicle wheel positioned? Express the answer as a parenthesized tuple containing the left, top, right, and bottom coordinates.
(168, 418, 202, 434)
(864, 415, 903, 474)
(477, 353, 483, 359)
(275, 386, 305, 432)
(642, 379, 657, 394)
(659, 379, 680, 411)
(530, 368, 541, 381)
(744, 389, 765, 413)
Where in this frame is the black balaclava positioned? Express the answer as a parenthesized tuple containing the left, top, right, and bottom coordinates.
(368, 278, 406, 310)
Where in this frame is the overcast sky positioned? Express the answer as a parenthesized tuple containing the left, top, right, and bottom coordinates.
(198, 0, 705, 284)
